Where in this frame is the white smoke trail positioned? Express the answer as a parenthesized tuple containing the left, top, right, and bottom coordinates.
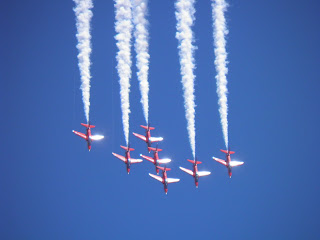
(114, 0, 133, 145)
(73, 0, 93, 123)
(132, 0, 150, 124)
(212, 0, 229, 149)
(175, 0, 197, 158)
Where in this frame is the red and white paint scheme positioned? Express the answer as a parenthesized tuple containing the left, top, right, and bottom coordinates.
(212, 149, 244, 178)
(179, 159, 211, 188)
(149, 166, 180, 194)
(140, 146, 171, 174)
(72, 123, 104, 151)
(112, 145, 143, 174)
(133, 124, 163, 152)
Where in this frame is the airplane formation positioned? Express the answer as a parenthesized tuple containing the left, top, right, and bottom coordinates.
(73, 122, 244, 194)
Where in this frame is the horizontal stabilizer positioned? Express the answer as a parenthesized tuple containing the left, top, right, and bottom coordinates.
(90, 135, 104, 141)
(197, 171, 211, 177)
(149, 173, 163, 183)
(220, 149, 235, 154)
(187, 159, 202, 164)
(140, 154, 154, 163)
(120, 145, 134, 151)
(149, 137, 164, 143)
(141, 125, 155, 130)
(133, 132, 147, 142)
(157, 166, 171, 171)
(167, 178, 180, 184)
(230, 161, 244, 167)
(179, 167, 194, 176)
(130, 159, 143, 164)
(212, 157, 227, 166)
(81, 123, 95, 128)
(158, 158, 171, 164)
(148, 147, 163, 152)
(112, 152, 126, 162)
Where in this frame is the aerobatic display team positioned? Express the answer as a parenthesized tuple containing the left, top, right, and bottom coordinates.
(72, 0, 244, 194)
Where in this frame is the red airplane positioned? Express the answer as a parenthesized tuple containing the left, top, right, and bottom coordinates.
(140, 146, 171, 174)
(133, 124, 163, 152)
(72, 123, 104, 151)
(179, 158, 211, 188)
(212, 149, 244, 178)
(112, 145, 143, 174)
(149, 166, 180, 194)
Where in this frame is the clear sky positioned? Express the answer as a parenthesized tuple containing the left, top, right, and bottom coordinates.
(1, 0, 320, 239)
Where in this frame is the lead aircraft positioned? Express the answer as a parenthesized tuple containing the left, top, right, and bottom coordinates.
(149, 166, 180, 194)
(133, 124, 163, 152)
(140, 146, 171, 174)
(179, 158, 211, 188)
(72, 123, 104, 151)
(112, 145, 143, 174)
(212, 149, 244, 178)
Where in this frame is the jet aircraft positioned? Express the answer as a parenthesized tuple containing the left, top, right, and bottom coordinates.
(133, 124, 163, 152)
(179, 158, 211, 188)
(149, 166, 180, 194)
(112, 145, 143, 174)
(72, 123, 104, 151)
(212, 149, 244, 178)
(140, 146, 171, 174)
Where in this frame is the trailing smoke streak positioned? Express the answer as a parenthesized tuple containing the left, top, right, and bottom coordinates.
(175, 0, 197, 158)
(212, 0, 229, 149)
(114, 0, 133, 145)
(73, 0, 93, 123)
(133, 0, 150, 124)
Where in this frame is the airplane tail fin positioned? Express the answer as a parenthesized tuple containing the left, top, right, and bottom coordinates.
(187, 159, 202, 164)
(140, 125, 155, 130)
(148, 147, 163, 152)
(120, 145, 134, 151)
(220, 149, 235, 154)
(81, 123, 95, 128)
(157, 166, 171, 171)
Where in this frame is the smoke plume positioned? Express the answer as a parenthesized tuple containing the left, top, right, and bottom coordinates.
(73, 0, 93, 123)
(175, 0, 197, 158)
(212, 0, 229, 149)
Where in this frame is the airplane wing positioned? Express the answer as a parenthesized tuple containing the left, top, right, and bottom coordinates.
(212, 157, 227, 166)
(149, 173, 164, 183)
(167, 178, 180, 184)
(179, 167, 194, 176)
(149, 137, 164, 143)
(72, 130, 87, 140)
(90, 135, 104, 141)
(112, 153, 126, 162)
(133, 132, 146, 142)
(158, 158, 171, 164)
(130, 158, 143, 164)
(197, 171, 211, 177)
(140, 154, 155, 163)
(230, 161, 244, 167)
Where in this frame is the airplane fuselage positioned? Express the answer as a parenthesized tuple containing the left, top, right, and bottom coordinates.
(226, 153, 232, 177)
(162, 171, 168, 193)
(153, 151, 160, 173)
(86, 128, 92, 151)
(125, 151, 131, 173)
(193, 164, 199, 186)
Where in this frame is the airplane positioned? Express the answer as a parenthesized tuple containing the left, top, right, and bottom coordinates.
(179, 158, 211, 188)
(212, 149, 244, 178)
(112, 145, 143, 174)
(133, 124, 163, 152)
(72, 122, 104, 151)
(149, 166, 180, 194)
(140, 145, 171, 174)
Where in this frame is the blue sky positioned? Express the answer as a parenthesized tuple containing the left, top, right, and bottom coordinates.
(1, 0, 320, 239)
